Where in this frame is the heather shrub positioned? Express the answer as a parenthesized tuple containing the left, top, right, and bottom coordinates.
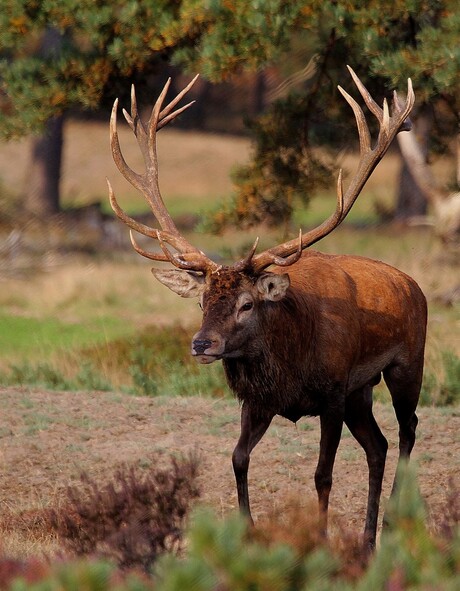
(50, 454, 200, 571)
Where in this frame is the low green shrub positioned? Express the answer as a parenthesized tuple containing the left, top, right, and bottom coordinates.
(154, 463, 459, 591)
(358, 462, 460, 590)
(1, 324, 457, 407)
(0, 360, 112, 392)
(83, 324, 228, 397)
(0, 324, 229, 397)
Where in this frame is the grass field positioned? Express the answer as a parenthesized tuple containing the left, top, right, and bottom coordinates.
(0, 121, 459, 399)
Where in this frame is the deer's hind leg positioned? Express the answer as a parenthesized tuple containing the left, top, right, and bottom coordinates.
(382, 354, 425, 526)
(383, 357, 423, 498)
(344, 384, 388, 551)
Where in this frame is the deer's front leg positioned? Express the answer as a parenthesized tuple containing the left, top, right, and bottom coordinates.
(232, 402, 273, 523)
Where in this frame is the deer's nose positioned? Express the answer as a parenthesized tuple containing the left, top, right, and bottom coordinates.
(192, 339, 213, 355)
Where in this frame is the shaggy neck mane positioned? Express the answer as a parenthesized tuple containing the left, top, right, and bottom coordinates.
(223, 287, 317, 416)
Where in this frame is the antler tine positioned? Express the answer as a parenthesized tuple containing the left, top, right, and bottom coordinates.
(108, 178, 188, 251)
(244, 230, 304, 272)
(337, 85, 371, 157)
(158, 100, 197, 130)
(251, 67, 415, 273)
(234, 237, 260, 271)
(147, 77, 172, 147)
(129, 230, 170, 262)
(158, 73, 200, 129)
(157, 235, 214, 272)
(122, 86, 139, 131)
(346, 65, 383, 122)
(109, 110, 145, 195)
(392, 87, 413, 132)
(107, 178, 156, 237)
(382, 97, 390, 136)
(267, 229, 303, 267)
(108, 76, 219, 274)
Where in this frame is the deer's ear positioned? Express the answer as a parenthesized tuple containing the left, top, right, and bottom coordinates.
(151, 268, 206, 298)
(256, 273, 290, 302)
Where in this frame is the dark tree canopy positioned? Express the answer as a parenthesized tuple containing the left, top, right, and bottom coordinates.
(1, 1, 459, 223)
(0, 1, 305, 137)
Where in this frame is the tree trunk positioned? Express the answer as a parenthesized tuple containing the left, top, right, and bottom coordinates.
(394, 161, 428, 219)
(252, 71, 267, 115)
(395, 106, 433, 220)
(24, 115, 64, 216)
(456, 124, 460, 189)
(23, 27, 65, 216)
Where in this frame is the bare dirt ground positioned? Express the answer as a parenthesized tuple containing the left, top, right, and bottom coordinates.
(0, 386, 459, 557)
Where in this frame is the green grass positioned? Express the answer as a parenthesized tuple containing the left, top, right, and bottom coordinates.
(0, 313, 127, 359)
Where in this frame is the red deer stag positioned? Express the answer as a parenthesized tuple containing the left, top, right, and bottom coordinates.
(107, 67, 426, 551)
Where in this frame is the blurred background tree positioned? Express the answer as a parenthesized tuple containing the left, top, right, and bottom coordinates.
(0, 0, 459, 236)
(197, 0, 460, 231)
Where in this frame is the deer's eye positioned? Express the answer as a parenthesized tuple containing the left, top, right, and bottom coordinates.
(240, 301, 253, 312)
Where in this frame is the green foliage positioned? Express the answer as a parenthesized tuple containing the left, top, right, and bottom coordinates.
(420, 349, 460, 407)
(349, 0, 460, 103)
(1, 320, 457, 406)
(439, 350, 460, 406)
(156, 466, 460, 590)
(155, 508, 302, 591)
(2, 1, 460, 227)
(0, 1, 306, 138)
(5, 1, 458, 135)
(87, 324, 228, 397)
(129, 345, 160, 397)
(208, 0, 460, 230)
(174, 1, 306, 81)
(0, 1, 206, 137)
(359, 462, 460, 590)
(7, 561, 120, 591)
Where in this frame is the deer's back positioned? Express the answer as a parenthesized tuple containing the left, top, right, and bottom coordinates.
(274, 250, 427, 392)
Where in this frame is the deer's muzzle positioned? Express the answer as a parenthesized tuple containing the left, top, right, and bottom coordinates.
(191, 331, 225, 364)
(192, 339, 213, 354)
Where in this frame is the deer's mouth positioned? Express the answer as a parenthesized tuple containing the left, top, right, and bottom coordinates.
(193, 353, 221, 364)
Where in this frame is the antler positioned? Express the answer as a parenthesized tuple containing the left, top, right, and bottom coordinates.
(246, 65, 415, 273)
(107, 75, 220, 273)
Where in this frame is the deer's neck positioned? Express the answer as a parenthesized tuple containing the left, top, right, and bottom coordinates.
(223, 291, 322, 419)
